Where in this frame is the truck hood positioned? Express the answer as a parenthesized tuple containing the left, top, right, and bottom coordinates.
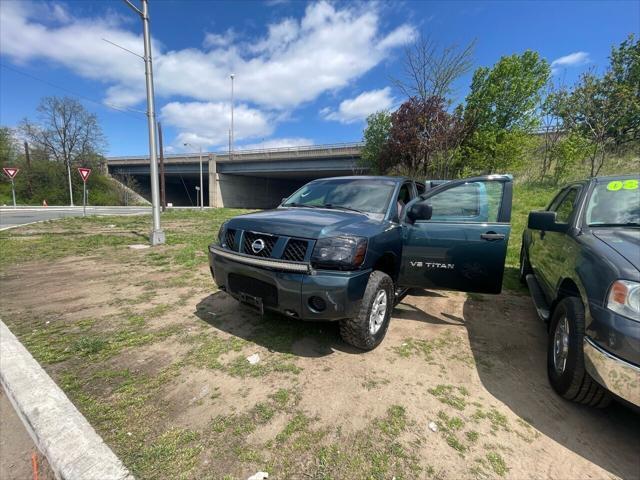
(226, 207, 381, 239)
(592, 229, 640, 271)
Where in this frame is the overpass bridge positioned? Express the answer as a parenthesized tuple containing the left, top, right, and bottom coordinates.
(106, 143, 365, 208)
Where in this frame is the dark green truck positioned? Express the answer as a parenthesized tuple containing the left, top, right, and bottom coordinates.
(521, 175, 639, 408)
(209, 175, 513, 350)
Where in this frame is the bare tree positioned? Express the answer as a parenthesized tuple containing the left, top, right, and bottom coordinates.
(21, 96, 106, 206)
(538, 81, 565, 180)
(393, 35, 476, 104)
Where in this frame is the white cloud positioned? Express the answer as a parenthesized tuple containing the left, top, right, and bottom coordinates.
(0, 1, 414, 145)
(161, 101, 274, 149)
(322, 87, 394, 124)
(551, 51, 590, 73)
(237, 137, 313, 150)
(203, 28, 236, 49)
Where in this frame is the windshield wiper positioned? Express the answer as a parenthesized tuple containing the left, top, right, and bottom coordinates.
(283, 202, 322, 209)
(321, 203, 364, 214)
(589, 222, 640, 228)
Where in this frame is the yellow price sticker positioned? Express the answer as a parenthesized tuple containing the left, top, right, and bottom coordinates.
(607, 180, 638, 191)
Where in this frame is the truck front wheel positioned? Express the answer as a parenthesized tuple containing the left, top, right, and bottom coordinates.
(547, 297, 611, 408)
(339, 271, 393, 351)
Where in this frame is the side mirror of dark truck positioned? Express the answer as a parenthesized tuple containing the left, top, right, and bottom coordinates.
(527, 211, 568, 233)
(407, 203, 433, 223)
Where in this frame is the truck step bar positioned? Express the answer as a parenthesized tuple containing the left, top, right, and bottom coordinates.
(525, 274, 550, 322)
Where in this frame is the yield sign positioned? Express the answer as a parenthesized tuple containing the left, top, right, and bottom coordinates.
(2, 167, 19, 179)
(77, 167, 92, 182)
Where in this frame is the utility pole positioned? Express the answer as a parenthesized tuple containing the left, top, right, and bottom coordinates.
(230, 73, 235, 159)
(158, 121, 166, 212)
(66, 159, 74, 206)
(23, 141, 33, 198)
(124, 0, 164, 245)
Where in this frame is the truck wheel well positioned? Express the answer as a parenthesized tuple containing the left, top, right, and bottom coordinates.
(552, 278, 581, 312)
(373, 253, 398, 282)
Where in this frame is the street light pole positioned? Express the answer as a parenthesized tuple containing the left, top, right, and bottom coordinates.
(230, 73, 235, 159)
(124, 0, 164, 245)
(199, 145, 203, 211)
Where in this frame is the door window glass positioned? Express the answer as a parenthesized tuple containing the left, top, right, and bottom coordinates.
(396, 183, 413, 218)
(553, 188, 579, 223)
(420, 181, 504, 223)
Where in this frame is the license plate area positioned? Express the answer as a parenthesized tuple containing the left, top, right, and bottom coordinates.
(239, 292, 264, 314)
(228, 273, 278, 309)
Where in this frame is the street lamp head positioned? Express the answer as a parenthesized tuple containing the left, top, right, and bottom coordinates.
(230, 73, 235, 79)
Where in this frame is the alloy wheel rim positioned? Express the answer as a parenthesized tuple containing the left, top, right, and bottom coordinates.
(553, 316, 570, 374)
(369, 289, 388, 335)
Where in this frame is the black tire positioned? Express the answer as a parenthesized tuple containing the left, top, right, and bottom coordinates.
(339, 271, 394, 351)
(547, 297, 611, 408)
(519, 245, 532, 284)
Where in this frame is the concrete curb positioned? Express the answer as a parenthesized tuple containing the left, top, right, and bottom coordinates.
(0, 320, 134, 480)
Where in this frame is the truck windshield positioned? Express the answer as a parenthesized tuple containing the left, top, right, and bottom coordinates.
(586, 180, 640, 227)
(283, 179, 396, 214)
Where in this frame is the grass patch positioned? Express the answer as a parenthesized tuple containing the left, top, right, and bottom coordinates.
(486, 451, 509, 476)
(392, 330, 467, 364)
(135, 428, 203, 480)
(428, 384, 469, 411)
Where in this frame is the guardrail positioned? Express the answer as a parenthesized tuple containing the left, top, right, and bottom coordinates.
(107, 142, 364, 162)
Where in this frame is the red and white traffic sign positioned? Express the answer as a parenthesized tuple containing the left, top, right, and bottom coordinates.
(77, 167, 92, 182)
(2, 167, 19, 179)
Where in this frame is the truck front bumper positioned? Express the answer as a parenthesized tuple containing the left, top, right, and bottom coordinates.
(583, 337, 640, 407)
(208, 245, 370, 321)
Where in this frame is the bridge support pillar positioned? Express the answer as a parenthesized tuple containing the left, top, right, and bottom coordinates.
(208, 154, 221, 208)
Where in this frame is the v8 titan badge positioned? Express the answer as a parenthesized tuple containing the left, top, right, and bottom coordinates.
(410, 261, 455, 269)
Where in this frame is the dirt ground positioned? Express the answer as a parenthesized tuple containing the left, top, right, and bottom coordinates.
(0, 214, 638, 479)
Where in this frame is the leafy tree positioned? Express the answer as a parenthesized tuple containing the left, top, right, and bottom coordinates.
(360, 111, 392, 174)
(463, 51, 550, 173)
(386, 96, 467, 178)
(606, 34, 639, 147)
(21, 96, 107, 205)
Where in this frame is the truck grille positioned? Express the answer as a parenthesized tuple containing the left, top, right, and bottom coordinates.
(282, 239, 309, 262)
(228, 273, 278, 307)
(242, 231, 277, 258)
(224, 229, 236, 250)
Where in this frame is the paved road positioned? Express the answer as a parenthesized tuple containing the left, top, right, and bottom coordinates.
(0, 206, 151, 230)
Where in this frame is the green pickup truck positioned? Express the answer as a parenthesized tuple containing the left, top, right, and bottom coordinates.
(209, 175, 513, 350)
(521, 175, 639, 408)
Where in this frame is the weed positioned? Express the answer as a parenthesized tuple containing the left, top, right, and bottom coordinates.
(428, 384, 469, 411)
(276, 412, 311, 443)
(466, 430, 480, 443)
(376, 405, 408, 436)
(486, 451, 509, 476)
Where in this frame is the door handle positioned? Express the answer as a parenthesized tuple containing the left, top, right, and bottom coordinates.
(480, 232, 505, 241)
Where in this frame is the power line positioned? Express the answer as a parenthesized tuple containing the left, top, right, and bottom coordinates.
(0, 63, 146, 119)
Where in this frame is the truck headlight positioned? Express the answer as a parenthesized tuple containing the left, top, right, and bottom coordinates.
(607, 280, 640, 321)
(311, 236, 367, 270)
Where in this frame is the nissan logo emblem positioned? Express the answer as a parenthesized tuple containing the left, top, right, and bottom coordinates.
(251, 238, 266, 253)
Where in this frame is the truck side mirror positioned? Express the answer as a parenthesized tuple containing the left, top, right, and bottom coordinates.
(281, 197, 288, 205)
(407, 203, 433, 223)
(527, 211, 568, 233)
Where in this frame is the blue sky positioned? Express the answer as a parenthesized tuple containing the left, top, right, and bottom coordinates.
(0, 0, 637, 156)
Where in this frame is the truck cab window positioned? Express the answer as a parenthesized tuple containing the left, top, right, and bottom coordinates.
(553, 188, 579, 224)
